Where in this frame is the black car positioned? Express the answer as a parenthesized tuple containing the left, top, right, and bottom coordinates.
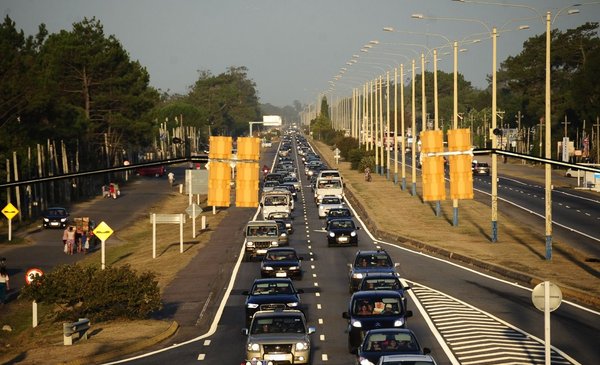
(325, 207, 352, 225)
(275, 218, 294, 235)
(342, 290, 413, 353)
(348, 248, 399, 293)
(358, 273, 411, 310)
(326, 218, 360, 246)
(357, 328, 428, 365)
(42, 207, 70, 229)
(242, 278, 304, 326)
(261, 247, 303, 280)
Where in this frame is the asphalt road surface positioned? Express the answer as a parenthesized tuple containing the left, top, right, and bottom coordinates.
(111, 138, 599, 365)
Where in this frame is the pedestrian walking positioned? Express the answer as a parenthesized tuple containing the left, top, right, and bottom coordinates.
(66, 226, 76, 255)
(81, 231, 89, 254)
(0, 266, 9, 304)
(109, 183, 116, 199)
(102, 184, 110, 198)
(62, 227, 69, 252)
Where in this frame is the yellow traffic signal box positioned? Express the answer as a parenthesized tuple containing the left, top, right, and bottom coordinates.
(420, 130, 446, 201)
(448, 129, 473, 200)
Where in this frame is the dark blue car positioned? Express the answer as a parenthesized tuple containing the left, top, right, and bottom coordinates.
(357, 328, 428, 365)
(348, 248, 399, 293)
(242, 278, 303, 326)
(342, 290, 413, 353)
(260, 247, 303, 280)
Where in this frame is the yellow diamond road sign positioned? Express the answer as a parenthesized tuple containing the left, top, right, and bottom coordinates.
(2, 203, 19, 220)
(93, 221, 114, 241)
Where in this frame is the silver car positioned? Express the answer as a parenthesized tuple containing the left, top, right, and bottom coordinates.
(244, 310, 315, 364)
(318, 195, 345, 218)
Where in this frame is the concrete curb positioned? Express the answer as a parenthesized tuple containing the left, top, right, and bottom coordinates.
(313, 142, 600, 311)
(63, 320, 179, 365)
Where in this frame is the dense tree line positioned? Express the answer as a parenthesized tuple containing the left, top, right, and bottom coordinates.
(0, 16, 268, 206)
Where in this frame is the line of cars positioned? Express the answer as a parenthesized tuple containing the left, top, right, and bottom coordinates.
(343, 248, 439, 365)
(242, 134, 315, 365)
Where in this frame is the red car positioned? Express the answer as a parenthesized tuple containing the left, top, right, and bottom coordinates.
(136, 165, 166, 177)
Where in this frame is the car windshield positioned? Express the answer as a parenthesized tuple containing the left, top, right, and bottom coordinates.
(329, 209, 350, 217)
(355, 254, 392, 268)
(264, 196, 288, 206)
(318, 180, 342, 189)
(330, 220, 354, 229)
(322, 197, 341, 204)
(48, 209, 67, 216)
(362, 278, 401, 291)
(352, 297, 402, 316)
(251, 282, 293, 295)
(266, 250, 297, 261)
(251, 316, 306, 334)
(247, 226, 278, 237)
(364, 332, 418, 352)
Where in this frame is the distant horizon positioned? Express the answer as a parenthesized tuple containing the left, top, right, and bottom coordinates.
(3, 0, 599, 107)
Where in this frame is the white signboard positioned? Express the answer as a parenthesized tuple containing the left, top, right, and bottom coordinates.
(263, 115, 282, 126)
(186, 169, 208, 194)
(562, 137, 570, 162)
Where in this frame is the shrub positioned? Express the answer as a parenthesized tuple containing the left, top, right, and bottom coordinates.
(358, 155, 376, 173)
(335, 137, 359, 160)
(20, 264, 161, 321)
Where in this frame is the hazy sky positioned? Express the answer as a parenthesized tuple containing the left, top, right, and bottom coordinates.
(3, 0, 599, 108)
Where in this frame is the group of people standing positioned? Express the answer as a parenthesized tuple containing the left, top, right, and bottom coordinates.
(62, 226, 91, 255)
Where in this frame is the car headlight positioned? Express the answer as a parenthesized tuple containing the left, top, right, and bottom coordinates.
(248, 343, 260, 351)
(350, 231, 357, 237)
(352, 273, 364, 279)
(351, 319, 362, 328)
(285, 223, 292, 228)
(394, 318, 405, 327)
(246, 242, 255, 247)
(281, 233, 287, 237)
(271, 241, 279, 246)
(295, 341, 309, 351)
(263, 266, 273, 271)
(288, 266, 299, 270)
(247, 303, 259, 309)
(329, 232, 335, 237)
(43, 218, 49, 222)
(287, 301, 299, 307)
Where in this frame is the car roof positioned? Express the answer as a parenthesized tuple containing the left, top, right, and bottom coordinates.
(355, 249, 390, 256)
(266, 247, 297, 253)
(351, 290, 403, 300)
(252, 277, 294, 285)
(378, 354, 436, 363)
(253, 309, 305, 318)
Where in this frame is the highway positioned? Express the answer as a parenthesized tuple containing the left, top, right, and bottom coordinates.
(112, 136, 600, 365)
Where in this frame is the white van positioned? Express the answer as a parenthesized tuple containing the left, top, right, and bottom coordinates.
(314, 176, 344, 204)
(261, 191, 292, 220)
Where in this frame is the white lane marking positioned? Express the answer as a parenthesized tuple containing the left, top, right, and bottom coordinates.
(317, 304, 322, 309)
(318, 318, 324, 324)
(322, 354, 329, 361)
(315, 292, 320, 297)
(314, 282, 319, 287)
(320, 334, 326, 341)
(197, 354, 205, 360)
(312, 273, 317, 278)
(203, 340, 211, 346)
(311, 265, 315, 269)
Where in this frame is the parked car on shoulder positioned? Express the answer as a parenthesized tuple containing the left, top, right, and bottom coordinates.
(42, 207, 70, 229)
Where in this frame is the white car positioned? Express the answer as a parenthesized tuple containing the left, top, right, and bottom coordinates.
(318, 195, 345, 218)
(565, 168, 582, 178)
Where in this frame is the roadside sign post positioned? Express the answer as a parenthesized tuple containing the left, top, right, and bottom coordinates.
(93, 221, 114, 270)
(2, 203, 19, 241)
(150, 213, 186, 258)
(186, 203, 202, 238)
(25, 268, 44, 328)
(532, 281, 562, 365)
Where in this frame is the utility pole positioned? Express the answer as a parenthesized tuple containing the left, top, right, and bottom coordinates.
(562, 115, 570, 138)
(593, 117, 600, 163)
